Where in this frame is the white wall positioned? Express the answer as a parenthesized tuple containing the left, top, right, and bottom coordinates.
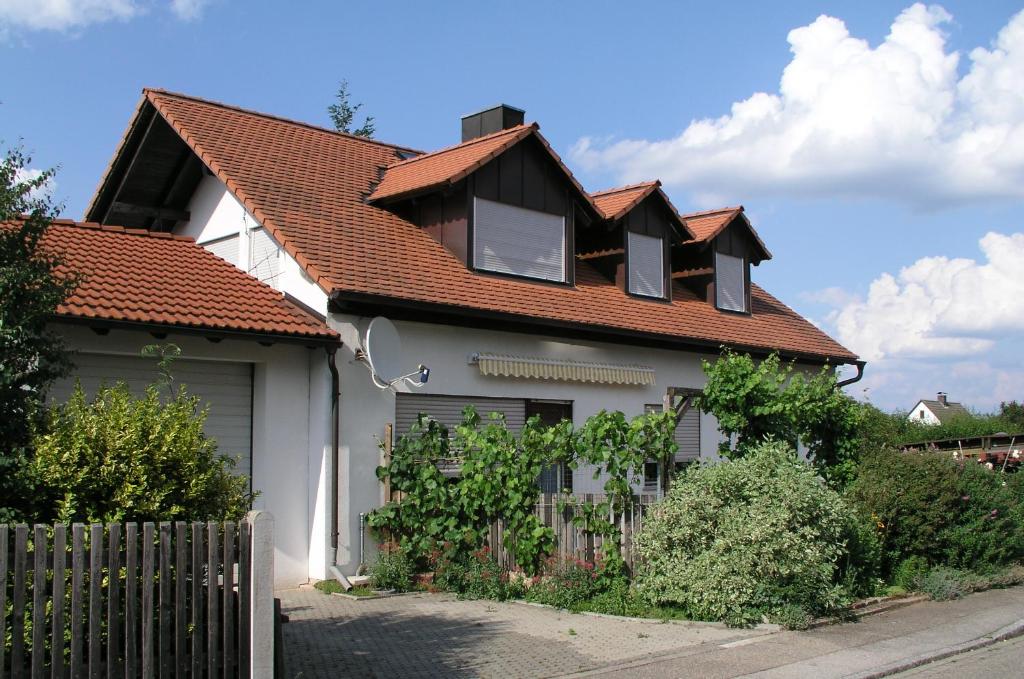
(329, 314, 725, 574)
(909, 401, 941, 425)
(52, 324, 332, 588)
(176, 175, 327, 315)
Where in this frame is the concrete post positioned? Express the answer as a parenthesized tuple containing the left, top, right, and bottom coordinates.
(248, 510, 275, 679)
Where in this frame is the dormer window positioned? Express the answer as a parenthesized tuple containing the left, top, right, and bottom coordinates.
(473, 197, 566, 283)
(627, 231, 664, 298)
(715, 251, 747, 312)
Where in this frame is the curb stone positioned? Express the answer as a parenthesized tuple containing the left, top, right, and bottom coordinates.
(505, 598, 781, 630)
(843, 617, 1024, 679)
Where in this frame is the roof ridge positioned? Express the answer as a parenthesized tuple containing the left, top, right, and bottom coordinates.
(682, 205, 744, 219)
(380, 123, 537, 171)
(143, 88, 423, 155)
(46, 217, 197, 242)
(591, 180, 660, 196)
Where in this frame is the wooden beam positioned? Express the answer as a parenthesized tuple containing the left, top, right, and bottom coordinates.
(671, 267, 713, 279)
(101, 108, 158, 224)
(576, 247, 624, 261)
(109, 202, 190, 223)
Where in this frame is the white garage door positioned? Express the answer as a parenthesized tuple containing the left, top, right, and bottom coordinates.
(49, 353, 253, 478)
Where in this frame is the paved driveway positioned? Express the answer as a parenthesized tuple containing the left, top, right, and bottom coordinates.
(278, 588, 773, 678)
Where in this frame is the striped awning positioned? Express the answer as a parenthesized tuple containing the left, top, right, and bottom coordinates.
(471, 353, 656, 386)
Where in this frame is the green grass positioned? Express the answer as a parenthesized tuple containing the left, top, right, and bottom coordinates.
(313, 580, 379, 597)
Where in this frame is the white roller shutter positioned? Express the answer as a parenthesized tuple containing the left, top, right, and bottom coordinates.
(201, 234, 240, 267)
(628, 231, 664, 298)
(395, 394, 527, 438)
(715, 251, 747, 312)
(49, 353, 253, 478)
(473, 197, 565, 282)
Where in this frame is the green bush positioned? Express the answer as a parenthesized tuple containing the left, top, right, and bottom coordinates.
(845, 448, 1024, 578)
(633, 439, 860, 626)
(428, 545, 523, 601)
(942, 464, 1024, 571)
(525, 555, 604, 611)
(892, 556, 930, 590)
(370, 543, 414, 592)
(31, 383, 253, 523)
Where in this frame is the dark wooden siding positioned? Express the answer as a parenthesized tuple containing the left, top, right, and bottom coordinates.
(411, 186, 469, 265)
(473, 136, 568, 217)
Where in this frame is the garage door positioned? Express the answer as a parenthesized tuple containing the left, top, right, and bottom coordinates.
(49, 353, 253, 478)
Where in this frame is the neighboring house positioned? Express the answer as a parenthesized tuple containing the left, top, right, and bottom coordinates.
(909, 392, 971, 425)
(45, 90, 860, 586)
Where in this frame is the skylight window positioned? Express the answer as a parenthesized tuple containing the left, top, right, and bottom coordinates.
(473, 197, 565, 282)
(627, 232, 664, 298)
(715, 251, 747, 312)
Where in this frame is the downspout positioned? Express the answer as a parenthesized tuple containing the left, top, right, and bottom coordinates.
(836, 360, 866, 390)
(325, 346, 352, 589)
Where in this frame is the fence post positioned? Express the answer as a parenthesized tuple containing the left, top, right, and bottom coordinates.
(247, 511, 274, 679)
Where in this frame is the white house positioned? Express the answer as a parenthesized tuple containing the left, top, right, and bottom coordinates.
(46, 90, 862, 587)
(908, 392, 971, 425)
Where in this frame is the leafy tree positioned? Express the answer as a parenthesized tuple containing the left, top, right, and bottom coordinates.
(700, 349, 859, 486)
(998, 400, 1024, 432)
(327, 80, 376, 138)
(31, 381, 254, 523)
(0, 147, 77, 522)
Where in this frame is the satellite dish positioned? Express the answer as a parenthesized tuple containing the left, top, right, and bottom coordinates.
(363, 316, 404, 383)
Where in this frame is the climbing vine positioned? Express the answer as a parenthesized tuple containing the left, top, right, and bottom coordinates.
(369, 406, 678, 575)
(562, 410, 677, 575)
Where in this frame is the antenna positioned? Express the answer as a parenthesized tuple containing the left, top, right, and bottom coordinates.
(355, 317, 430, 390)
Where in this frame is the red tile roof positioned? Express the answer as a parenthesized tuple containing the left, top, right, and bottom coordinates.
(90, 89, 855, 363)
(682, 206, 772, 260)
(368, 125, 535, 202)
(592, 182, 660, 221)
(22, 219, 338, 342)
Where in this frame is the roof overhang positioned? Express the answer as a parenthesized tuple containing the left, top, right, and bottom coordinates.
(329, 289, 860, 367)
(53, 315, 341, 348)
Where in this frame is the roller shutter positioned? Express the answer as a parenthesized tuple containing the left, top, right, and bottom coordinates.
(201, 234, 240, 267)
(473, 197, 565, 282)
(395, 393, 527, 437)
(646, 403, 701, 463)
(49, 353, 253, 478)
(628, 232, 664, 298)
(715, 251, 746, 312)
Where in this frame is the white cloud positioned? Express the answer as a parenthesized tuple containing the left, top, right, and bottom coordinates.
(0, 0, 139, 32)
(14, 167, 57, 202)
(169, 0, 211, 21)
(572, 4, 1024, 208)
(0, 0, 212, 33)
(826, 231, 1024, 362)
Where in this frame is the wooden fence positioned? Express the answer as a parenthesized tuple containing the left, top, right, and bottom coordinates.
(1, 511, 274, 679)
(487, 493, 657, 573)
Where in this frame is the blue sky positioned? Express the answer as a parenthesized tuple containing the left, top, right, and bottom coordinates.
(3, 1, 1023, 412)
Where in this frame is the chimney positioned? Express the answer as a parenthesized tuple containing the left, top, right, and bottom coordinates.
(461, 104, 525, 142)
(937, 392, 948, 406)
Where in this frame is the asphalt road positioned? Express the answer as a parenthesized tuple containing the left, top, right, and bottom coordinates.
(893, 636, 1024, 678)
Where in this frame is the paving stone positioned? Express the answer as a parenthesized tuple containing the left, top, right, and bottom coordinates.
(278, 588, 766, 678)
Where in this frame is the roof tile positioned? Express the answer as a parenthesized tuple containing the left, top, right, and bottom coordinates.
(99, 90, 855, 362)
(13, 218, 338, 342)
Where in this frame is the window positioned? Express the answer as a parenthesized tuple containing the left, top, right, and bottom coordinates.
(249, 227, 281, 286)
(627, 231, 664, 298)
(646, 403, 701, 464)
(202, 234, 240, 267)
(473, 197, 565, 282)
(715, 251, 747, 312)
(643, 462, 660, 493)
